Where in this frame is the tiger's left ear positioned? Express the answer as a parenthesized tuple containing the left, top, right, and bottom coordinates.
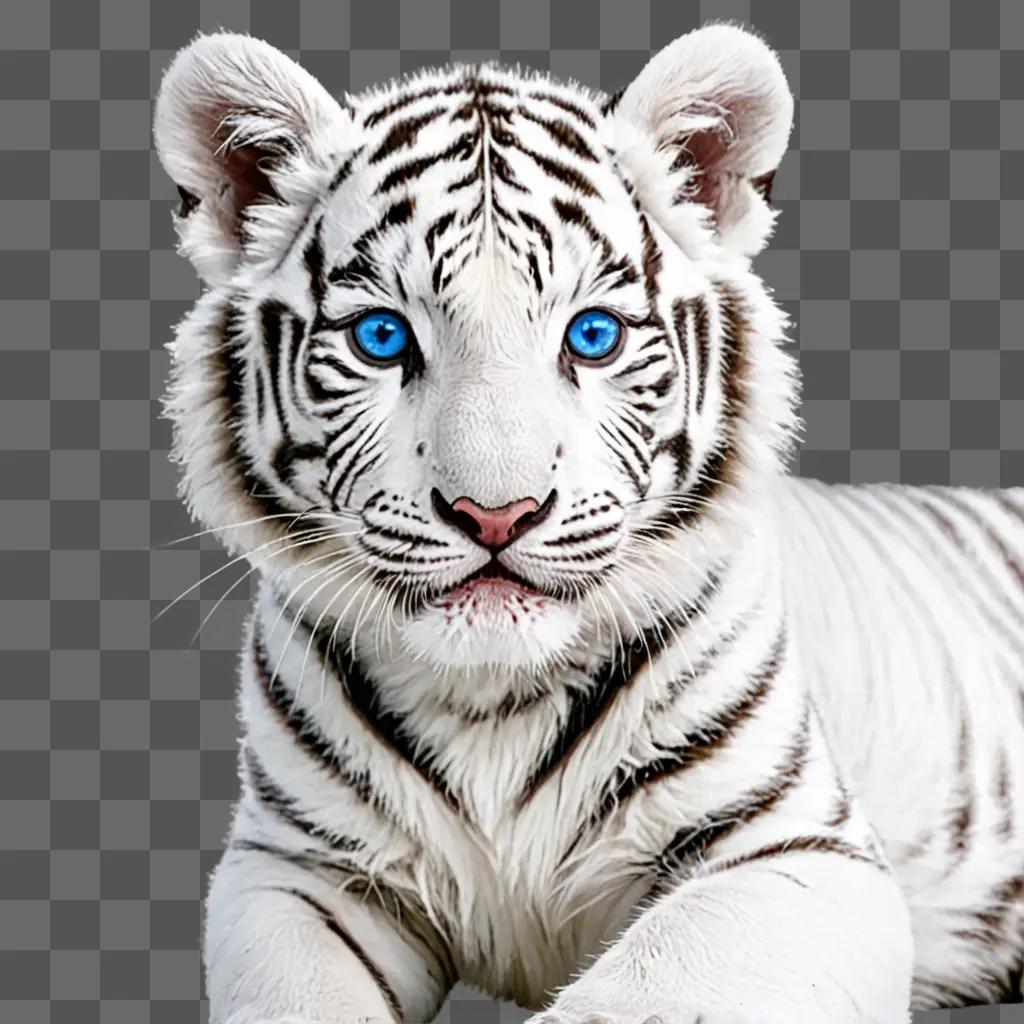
(612, 24, 793, 257)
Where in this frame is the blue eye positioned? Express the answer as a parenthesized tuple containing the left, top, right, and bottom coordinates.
(564, 309, 624, 362)
(350, 310, 411, 364)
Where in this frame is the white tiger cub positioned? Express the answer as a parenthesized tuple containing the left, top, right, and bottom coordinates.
(153, 22, 1023, 1024)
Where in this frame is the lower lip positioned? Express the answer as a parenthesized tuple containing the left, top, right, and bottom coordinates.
(439, 575, 544, 617)
(450, 576, 536, 599)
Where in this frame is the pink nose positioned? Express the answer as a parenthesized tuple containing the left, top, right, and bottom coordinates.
(451, 496, 541, 549)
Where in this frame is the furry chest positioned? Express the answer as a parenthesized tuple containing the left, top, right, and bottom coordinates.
(403, 800, 652, 1008)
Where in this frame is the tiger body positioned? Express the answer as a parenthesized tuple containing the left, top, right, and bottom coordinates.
(154, 24, 1024, 1024)
(225, 477, 1024, 1018)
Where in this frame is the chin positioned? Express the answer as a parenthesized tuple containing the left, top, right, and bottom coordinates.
(397, 578, 583, 673)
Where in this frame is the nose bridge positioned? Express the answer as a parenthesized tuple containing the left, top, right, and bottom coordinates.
(432, 372, 553, 507)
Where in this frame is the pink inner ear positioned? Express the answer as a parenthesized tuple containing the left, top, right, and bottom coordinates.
(676, 96, 775, 216)
(678, 105, 740, 209)
(687, 137, 729, 210)
(193, 104, 282, 239)
(220, 143, 280, 220)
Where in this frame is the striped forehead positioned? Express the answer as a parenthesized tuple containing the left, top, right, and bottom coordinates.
(318, 67, 646, 308)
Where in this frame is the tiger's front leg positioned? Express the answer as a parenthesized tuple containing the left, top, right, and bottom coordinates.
(204, 837, 450, 1024)
(530, 813, 914, 1024)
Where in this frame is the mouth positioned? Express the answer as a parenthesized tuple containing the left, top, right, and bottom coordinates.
(445, 558, 541, 597)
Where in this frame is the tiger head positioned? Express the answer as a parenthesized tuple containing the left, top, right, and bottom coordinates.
(154, 25, 799, 680)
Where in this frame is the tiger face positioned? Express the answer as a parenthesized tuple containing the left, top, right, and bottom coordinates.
(155, 26, 799, 677)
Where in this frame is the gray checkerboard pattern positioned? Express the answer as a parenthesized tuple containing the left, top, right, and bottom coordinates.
(1, 0, 1022, 1021)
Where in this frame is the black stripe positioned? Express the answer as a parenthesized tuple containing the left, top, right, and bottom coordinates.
(439, 681, 552, 725)
(344, 199, 417, 257)
(230, 836, 363, 866)
(598, 421, 645, 494)
(692, 296, 711, 413)
(328, 252, 387, 292)
(515, 105, 597, 161)
(337, 428, 387, 508)
(375, 131, 476, 194)
(944, 491, 1024, 594)
(638, 211, 662, 308)
(995, 747, 1014, 839)
(328, 152, 360, 193)
(594, 254, 639, 290)
(654, 705, 812, 884)
(951, 874, 1024, 1004)
(672, 294, 712, 415)
(363, 84, 456, 128)
(218, 302, 294, 520)
(879, 490, 1024, 665)
(825, 774, 853, 829)
(586, 628, 784, 829)
(272, 441, 324, 488)
(283, 887, 404, 1020)
(518, 572, 722, 808)
(436, 250, 474, 295)
(260, 301, 290, 431)
(327, 419, 384, 506)
(518, 210, 554, 272)
(368, 108, 446, 164)
(244, 746, 335, 842)
(541, 522, 621, 549)
(489, 145, 528, 192)
(525, 249, 543, 293)
(656, 284, 749, 524)
(529, 90, 598, 129)
(496, 132, 598, 197)
(424, 210, 458, 258)
(377, 196, 416, 232)
(253, 627, 383, 811)
(337, 649, 460, 811)
(600, 88, 624, 117)
(280, 604, 462, 813)
(259, 304, 323, 490)
(303, 216, 327, 309)
(646, 598, 750, 715)
(644, 370, 675, 400)
(705, 834, 884, 876)
(610, 351, 669, 380)
(995, 935, 1024, 1004)
(326, 198, 416, 291)
(307, 349, 369, 383)
(949, 717, 974, 862)
(341, 448, 386, 509)
(604, 416, 651, 482)
(551, 197, 612, 260)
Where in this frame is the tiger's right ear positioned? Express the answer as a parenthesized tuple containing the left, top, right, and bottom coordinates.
(154, 33, 350, 285)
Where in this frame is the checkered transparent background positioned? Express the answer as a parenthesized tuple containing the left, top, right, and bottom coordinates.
(1, 0, 1022, 1021)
